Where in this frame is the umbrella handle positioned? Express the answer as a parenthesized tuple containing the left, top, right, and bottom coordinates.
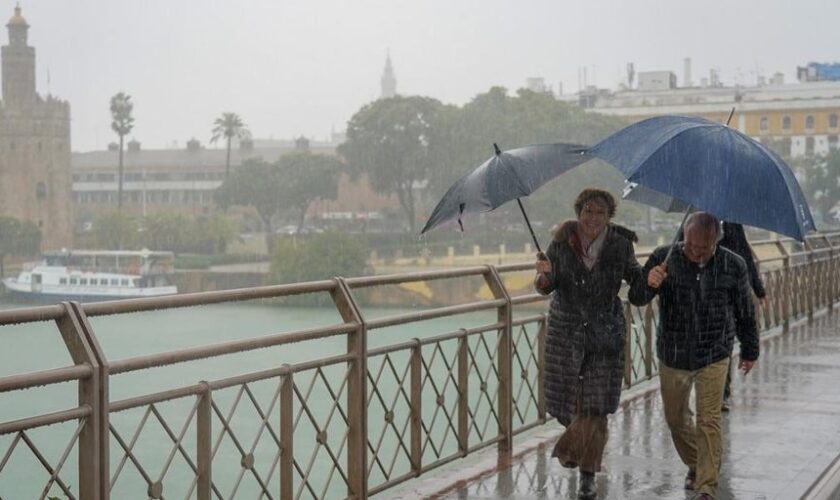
(516, 198, 542, 254)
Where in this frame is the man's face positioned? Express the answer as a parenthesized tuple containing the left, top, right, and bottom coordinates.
(683, 225, 717, 264)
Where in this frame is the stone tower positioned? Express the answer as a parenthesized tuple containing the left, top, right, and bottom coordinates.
(0, 6, 73, 250)
(380, 51, 396, 99)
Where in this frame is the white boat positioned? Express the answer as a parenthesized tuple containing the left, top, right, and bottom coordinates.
(2, 249, 178, 303)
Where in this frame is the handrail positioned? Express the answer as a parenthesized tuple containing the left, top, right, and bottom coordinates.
(0, 230, 838, 499)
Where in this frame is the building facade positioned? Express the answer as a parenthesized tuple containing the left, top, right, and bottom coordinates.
(0, 7, 73, 249)
(71, 138, 400, 226)
(570, 67, 840, 158)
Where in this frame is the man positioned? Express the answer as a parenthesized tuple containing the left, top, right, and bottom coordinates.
(629, 212, 759, 500)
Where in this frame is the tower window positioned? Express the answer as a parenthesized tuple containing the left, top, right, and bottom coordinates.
(830, 114, 839, 129)
(805, 115, 815, 130)
(35, 182, 46, 200)
(806, 137, 815, 154)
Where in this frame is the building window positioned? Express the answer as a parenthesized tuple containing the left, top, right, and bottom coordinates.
(831, 114, 839, 129)
(35, 182, 47, 200)
(70, 278, 78, 285)
(120, 279, 129, 286)
(805, 115, 815, 130)
(782, 116, 791, 131)
(806, 136, 815, 155)
(759, 117, 769, 133)
(110, 279, 119, 286)
(59, 278, 67, 285)
(829, 135, 838, 149)
(80, 278, 88, 285)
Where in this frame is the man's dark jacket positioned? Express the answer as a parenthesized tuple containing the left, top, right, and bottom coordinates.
(628, 244, 760, 371)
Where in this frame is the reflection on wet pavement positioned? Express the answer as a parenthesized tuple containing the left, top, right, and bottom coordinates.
(438, 315, 840, 499)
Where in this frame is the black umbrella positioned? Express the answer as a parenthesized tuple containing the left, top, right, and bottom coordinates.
(420, 142, 589, 253)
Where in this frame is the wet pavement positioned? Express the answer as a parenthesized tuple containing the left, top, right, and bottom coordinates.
(396, 314, 840, 499)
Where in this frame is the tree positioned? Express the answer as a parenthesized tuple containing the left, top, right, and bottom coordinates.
(214, 158, 285, 232)
(142, 212, 197, 252)
(276, 151, 343, 232)
(93, 211, 140, 250)
(110, 92, 135, 212)
(270, 232, 368, 284)
(339, 96, 452, 233)
(0, 216, 41, 277)
(798, 149, 840, 225)
(211, 112, 249, 180)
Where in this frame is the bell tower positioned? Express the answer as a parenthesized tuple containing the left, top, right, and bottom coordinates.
(1, 4, 36, 108)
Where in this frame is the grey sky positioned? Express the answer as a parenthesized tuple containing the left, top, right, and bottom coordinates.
(14, 0, 840, 152)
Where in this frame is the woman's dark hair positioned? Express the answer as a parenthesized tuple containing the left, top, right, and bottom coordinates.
(573, 188, 617, 218)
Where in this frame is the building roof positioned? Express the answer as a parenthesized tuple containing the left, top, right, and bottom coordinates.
(7, 5, 27, 27)
(72, 143, 337, 171)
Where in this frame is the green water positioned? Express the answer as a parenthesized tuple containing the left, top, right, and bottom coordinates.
(0, 299, 535, 498)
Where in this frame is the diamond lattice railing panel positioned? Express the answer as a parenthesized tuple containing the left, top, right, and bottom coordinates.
(291, 363, 351, 500)
(511, 321, 542, 429)
(366, 349, 414, 489)
(207, 377, 287, 499)
(419, 337, 462, 463)
(466, 330, 501, 446)
(109, 398, 205, 499)
(0, 419, 84, 500)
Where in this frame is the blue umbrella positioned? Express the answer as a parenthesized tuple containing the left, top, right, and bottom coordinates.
(588, 115, 816, 241)
(420, 142, 589, 252)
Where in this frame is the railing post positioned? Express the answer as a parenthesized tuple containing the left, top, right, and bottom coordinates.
(457, 330, 469, 456)
(483, 266, 512, 453)
(63, 302, 109, 500)
(279, 369, 294, 500)
(776, 241, 791, 333)
(197, 381, 211, 500)
(804, 240, 815, 323)
(332, 278, 367, 499)
(537, 314, 547, 420)
(410, 339, 422, 476)
(623, 303, 632, 387)
(828, 237, 838, 311)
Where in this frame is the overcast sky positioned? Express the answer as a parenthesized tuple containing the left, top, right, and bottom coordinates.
(12, 0, 840, 152)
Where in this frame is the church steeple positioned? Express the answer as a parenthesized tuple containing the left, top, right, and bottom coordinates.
(380, 51, 396, 99)
(2, 4, 36, 107)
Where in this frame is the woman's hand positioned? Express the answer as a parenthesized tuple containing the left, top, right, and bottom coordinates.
(535, 252, 551, 275)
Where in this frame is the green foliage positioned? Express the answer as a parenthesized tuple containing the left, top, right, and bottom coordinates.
(276, 151, 343, 230)
(90, 211, 240, 253)
(110, 91, 135, 210)
(109, 92, 134, 137)
(0, 216, 41, 275)
(338, 96, 453, 233)
(0, 216, 41, 256)
(215, 159, 285, 231)
(797, 149, 840, 226)
(93, 211, 140, 249)
(211, 112, 249, 179)
(270, 232, 369, 285)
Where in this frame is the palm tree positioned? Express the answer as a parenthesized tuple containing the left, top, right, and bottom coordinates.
(110, 92, 135, 211)
(211, 112, 249, 180)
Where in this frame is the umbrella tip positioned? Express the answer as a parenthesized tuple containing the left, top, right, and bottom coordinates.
(493, 143, 501, 155)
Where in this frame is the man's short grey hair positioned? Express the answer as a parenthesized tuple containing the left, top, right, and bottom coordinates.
(684, 212, 723, 243)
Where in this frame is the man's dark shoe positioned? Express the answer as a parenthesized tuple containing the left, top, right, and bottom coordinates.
(721, 396, 731, 412)
(684, 468, 697, 490)
(578, 471, 596, 499)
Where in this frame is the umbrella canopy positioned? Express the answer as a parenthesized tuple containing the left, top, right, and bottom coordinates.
(622, 182, 690, 213)
(588, 115, 816, 241)
(420, 142, 589, 235)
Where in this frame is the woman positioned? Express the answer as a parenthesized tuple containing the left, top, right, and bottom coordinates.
(534, 188, 642, 500)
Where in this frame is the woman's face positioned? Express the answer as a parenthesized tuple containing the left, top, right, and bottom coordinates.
(578, 197, 610, 240)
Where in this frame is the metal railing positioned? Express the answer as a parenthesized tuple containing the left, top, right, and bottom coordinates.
(1, 232, 839, 499)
